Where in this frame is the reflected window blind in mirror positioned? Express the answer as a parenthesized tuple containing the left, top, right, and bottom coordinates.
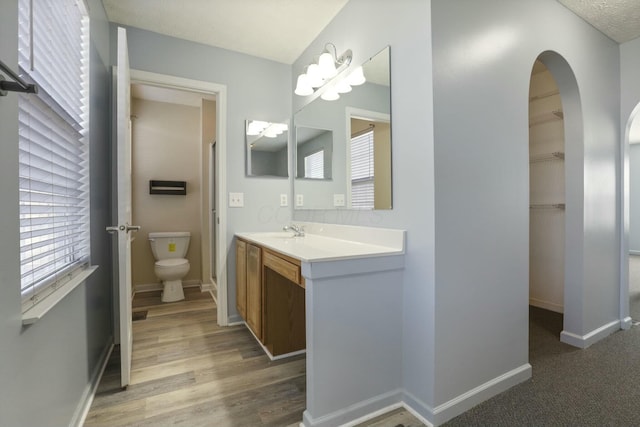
(350, 129, 374, 209)
(304, 150, 324, 179)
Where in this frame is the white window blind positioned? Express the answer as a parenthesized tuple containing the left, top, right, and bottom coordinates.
(304, 150, 324, 179)
(18, 0, 91, 308)
(350, 129, 375, 209)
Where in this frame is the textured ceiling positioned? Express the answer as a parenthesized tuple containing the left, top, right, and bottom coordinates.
(102, 1, 640, 67)
(558, 0, 640, 43)
(101, 0, 349, 64)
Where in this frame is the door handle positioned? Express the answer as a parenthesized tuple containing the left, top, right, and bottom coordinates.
(122, 224, 141, 233)
(106, 225, 141, 234)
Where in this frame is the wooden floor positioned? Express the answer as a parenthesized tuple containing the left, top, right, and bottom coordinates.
(84, 287, 424, 427)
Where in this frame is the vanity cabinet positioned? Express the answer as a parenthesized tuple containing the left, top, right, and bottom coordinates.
(235, 238, 305, 357)
(235, 239, 247, 319)
(246, 243, 262, 340)
(236, 239, 262, 340)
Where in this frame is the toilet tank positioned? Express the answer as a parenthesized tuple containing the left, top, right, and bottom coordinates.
(148, 231, 191, 260)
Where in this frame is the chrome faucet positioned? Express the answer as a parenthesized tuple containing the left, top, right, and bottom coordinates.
(283, 224, 305, 237)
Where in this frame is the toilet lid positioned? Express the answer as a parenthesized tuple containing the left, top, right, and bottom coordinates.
(156, 258, 189, 267)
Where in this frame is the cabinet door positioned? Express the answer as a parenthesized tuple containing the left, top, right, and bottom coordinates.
(246, 243, 262, 340)
(235, 239, 247, 320)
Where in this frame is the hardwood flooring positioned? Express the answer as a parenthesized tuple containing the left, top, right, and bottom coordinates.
(84, 287, 424, 427)
(84, 288, 305, 427)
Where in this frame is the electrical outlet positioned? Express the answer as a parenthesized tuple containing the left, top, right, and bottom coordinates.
(229, 192, 244, 207)
(280, 194, 288, 207)
(333, 194, 345, 207)
(295, 194, 304, 207)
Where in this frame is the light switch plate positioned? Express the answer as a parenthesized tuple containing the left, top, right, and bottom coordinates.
(229, 192, 244, 207)
(333, 194, 345, 207)
(280, 194, 288, 207)
(295, 194, 304, 207)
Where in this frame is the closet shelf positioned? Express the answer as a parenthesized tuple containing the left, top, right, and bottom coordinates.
(530, 203, 565, 210)
(529, 89, 559, 102)
(529, 109, 564, 127)
(530, 151, 564, 163)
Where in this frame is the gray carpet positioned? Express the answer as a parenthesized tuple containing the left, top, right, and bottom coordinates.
(443, 306, 640, 426)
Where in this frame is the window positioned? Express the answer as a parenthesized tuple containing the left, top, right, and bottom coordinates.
(18, 0, 91, 310)
(304, 150, 324, 179)
(350, 129, 375, 209)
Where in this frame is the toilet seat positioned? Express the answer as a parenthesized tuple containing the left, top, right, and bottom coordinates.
(155, 258, 189, 268)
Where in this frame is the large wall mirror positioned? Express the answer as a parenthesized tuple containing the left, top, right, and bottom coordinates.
(293, 46, 391, 209)
(245, 120, 289, 178)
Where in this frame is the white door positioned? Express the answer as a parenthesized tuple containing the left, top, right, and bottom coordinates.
(110, 26, 138, 388)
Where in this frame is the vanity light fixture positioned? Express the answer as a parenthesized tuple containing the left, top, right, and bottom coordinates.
(295, 43, 366, 101)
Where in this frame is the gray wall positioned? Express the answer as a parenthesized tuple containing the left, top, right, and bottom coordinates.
(292, 0, 437, 409)
(112, 25, 292, 321)
(431, 0, 619, 410)
(622, 38, 640, 254)
(294, 0, 621, 421)
(0, 0, 114, 425)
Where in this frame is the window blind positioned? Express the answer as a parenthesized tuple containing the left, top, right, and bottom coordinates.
(18, 0, 90, 307)
(304, 150, 324, 179)
(350, 129, 375, 209)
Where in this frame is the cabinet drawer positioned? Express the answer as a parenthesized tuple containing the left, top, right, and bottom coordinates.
(263, 250, 300, 285)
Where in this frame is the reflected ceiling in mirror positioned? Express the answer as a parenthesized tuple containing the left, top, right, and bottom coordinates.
(245, 120, 289, 178)
(293, 46, 392, 210)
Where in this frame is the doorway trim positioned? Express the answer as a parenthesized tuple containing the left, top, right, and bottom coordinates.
(620, 103, 640, 330)
(129, 69, 229, 326)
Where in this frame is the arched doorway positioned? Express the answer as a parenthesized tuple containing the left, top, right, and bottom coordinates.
(528, 51, 585, 347)
(624, 103, 640, 324)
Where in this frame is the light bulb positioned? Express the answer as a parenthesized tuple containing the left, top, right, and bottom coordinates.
(347, 66, 366, 86)
(335, 79, 352, 94)
(321, 87, 340, 101)
(295, 74, 313, 96)
(318, 52, 337, 79)
(306, 64, 325, 88)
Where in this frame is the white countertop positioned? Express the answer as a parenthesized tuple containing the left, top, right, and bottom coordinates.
(236, 228, 404, 263)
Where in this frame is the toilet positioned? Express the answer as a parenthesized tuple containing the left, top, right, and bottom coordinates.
(148, 231, 191, 302)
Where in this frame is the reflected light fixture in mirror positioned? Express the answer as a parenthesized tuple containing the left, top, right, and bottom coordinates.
(246, 120, 288, 138)
(295, 43, 366, 101)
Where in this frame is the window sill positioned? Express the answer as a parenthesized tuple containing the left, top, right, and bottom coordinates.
(22, 265, 99, 325)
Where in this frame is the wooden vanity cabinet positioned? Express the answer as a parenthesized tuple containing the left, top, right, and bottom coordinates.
(245, 243, 262, 340)
(236, 237, 305, 357)
(235, 239, 262, 340)
(235, 239, 247, 320)
(263, 249, 305, 356)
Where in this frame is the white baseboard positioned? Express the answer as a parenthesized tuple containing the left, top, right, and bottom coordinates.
(71, 341, 114, 427)
(621, 316, 633, 330)
(302, 389, 403, 427)
(630, 250, 640, 256)
(529, 298, 563, 313)
(399, 364, 531, 426)
(560, 319, 620, 348)
(200, 281, 218, 305)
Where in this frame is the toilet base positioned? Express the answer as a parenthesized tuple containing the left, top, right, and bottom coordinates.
(161, 279, 185, 302)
